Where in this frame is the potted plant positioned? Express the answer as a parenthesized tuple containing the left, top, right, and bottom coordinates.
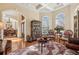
(54, 25, 64, 34)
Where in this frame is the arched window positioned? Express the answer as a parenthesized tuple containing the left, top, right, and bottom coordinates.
(56, 13, 64, 27)
(42, 16, 49, 35)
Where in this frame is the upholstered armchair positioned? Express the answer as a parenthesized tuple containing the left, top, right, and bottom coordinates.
(48, 30, 55, 41)
(64, 30, 73, 39)
(26, 35, 32, 42)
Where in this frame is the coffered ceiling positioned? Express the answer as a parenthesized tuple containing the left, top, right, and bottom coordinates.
(16, 3, 70, 13)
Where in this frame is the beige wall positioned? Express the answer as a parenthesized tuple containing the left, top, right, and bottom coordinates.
(39, 3, 79, 33)
(1, 3, 79, 36)
(0, 3, 39, 36)
(52, 5, 71, 30)
(51, 3, 79, 32)
(39, 4, 73, 31)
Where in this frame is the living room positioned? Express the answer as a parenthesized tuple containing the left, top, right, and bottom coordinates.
(0, 3, 79, 55)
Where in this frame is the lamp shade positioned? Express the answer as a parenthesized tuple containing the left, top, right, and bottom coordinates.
(0, 21, 4, 29)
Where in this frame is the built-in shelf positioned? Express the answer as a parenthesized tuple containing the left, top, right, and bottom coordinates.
(31, 20, 42, 40)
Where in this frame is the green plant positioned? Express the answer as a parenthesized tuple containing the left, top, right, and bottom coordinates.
(54, 26, 64, 33)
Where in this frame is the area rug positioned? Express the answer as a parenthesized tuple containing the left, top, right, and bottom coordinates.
(9, 42, 78, 55)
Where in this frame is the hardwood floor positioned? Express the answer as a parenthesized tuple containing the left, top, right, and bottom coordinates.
(25, 41, 37, 47)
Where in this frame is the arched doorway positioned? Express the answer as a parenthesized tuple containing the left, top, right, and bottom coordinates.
(2, 9, 24, 38)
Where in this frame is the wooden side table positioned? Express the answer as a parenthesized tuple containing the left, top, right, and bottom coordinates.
(38, 37, 48, 54)
(38, 40, 47, 54)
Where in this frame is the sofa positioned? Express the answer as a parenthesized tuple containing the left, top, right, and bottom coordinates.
(66, 38, 79, 50)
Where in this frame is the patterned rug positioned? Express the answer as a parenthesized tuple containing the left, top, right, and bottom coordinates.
(9, 42, 78, 55)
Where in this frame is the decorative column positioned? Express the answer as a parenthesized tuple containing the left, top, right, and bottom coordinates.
(17, 15, 21, 38)
(24, 19, 27, 41)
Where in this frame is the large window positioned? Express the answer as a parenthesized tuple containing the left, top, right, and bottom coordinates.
(42, 16, 49, 35)
(56, 13, 64, 27)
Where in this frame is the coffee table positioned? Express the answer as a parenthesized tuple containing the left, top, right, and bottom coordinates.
(38, 37, 48, 54)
